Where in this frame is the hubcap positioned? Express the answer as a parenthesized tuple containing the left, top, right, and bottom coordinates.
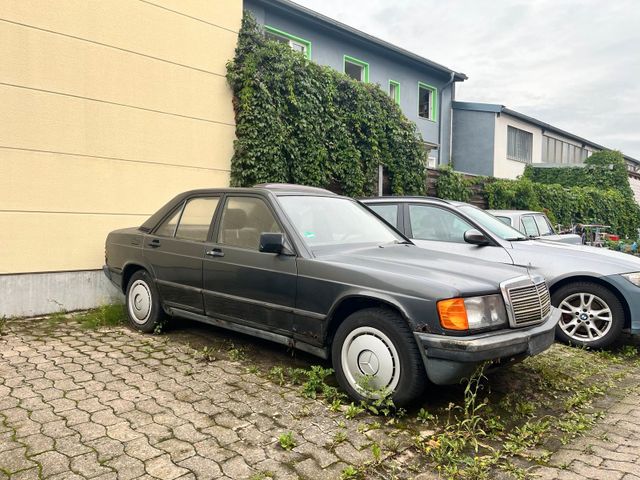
(128, 280, 152, 325)
(558, 292, 612, 342)
(341, 327, 400, 397)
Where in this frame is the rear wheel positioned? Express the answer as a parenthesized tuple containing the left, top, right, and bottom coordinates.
(331, 307, 426, 407)
(125, 270, 166, 333)
(553, 281, 625, 348)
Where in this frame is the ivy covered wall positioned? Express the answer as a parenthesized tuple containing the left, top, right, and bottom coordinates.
(226, 14, 427, 197)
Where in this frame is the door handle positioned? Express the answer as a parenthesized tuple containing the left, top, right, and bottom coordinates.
(148, 239, 161, 248)
(205, 248, 225, 258)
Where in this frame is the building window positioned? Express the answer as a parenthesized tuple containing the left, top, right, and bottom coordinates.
(343, 55, 369, 82)
(264, 25, 311, 59)
(542, 135, 591, 164)
(507, 126, 533, 163)
(389, 80, 400, 104)
(418, 82, 437, 120)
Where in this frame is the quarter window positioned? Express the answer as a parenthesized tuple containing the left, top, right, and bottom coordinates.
(520, 216, 540, 237)
(155, 209, 181, 238)
(218, 197, 281, 251)
(264, 26, 311, 59)
(507, 126, 533, 163)
(409, 205, 473, 243)
(418, 82, 437, 120)
(368, 204, 399, 228)
(533, 214, 554, 236)
(344, 56, 369, 82)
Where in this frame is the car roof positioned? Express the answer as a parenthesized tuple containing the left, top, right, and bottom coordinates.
(361, 196, 467, 206)
(140, 184, 340, 232)
(487, 210, 540, 216)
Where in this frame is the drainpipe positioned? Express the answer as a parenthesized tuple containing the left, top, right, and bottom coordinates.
(438, 72, 456, 166)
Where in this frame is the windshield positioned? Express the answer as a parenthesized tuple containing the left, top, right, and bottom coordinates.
(278, 196, 405, 248)
(459, 206, 528, 241)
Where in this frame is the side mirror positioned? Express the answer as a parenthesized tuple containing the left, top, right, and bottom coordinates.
(259, 232, 285, 254)
(464, 229, 490, 246)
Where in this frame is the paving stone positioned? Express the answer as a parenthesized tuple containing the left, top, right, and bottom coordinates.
(145, 453, 189, 480)
(5, 314, 640, 480)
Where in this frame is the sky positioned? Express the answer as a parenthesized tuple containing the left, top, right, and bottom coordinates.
(293, 0, 640, 159)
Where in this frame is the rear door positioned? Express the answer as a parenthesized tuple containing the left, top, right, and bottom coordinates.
(143, 196, 220, 314)
(202, 195, 297, 335)
(406, 203, 513, 263)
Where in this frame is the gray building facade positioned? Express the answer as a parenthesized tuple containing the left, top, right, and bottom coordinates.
(451, 101, 640, 180)
(244, 0, 466, 167)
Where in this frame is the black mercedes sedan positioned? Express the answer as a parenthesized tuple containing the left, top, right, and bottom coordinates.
(104, 184, 559, 405)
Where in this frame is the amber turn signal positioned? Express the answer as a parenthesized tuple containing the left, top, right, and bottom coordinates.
(437, 298, 469, 330)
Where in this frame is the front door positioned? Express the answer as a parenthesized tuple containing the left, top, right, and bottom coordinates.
(143, 196, 220, 313)
(202, 195, 297, 335)
(406, 203, 514, 264)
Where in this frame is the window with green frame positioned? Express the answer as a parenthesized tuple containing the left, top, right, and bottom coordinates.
(343, 55, 369, 82)
(388, 80, 400, 104)
(418, 82, 438, 120)
(264, 25, 311, 59)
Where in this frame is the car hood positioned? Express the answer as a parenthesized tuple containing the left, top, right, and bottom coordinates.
(319, 244, 530, 297)
(508, 240, 640, 276)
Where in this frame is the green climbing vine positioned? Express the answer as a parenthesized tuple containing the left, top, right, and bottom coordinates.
(226, 13, 427, 196)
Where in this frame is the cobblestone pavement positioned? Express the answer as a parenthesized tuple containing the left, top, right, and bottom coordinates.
(0, 316, 405, 480)
(532, 378, 640, 480)
(1, 315, 640, 479)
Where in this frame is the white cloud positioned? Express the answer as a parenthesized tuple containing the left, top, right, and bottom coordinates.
(292, 0, 640, 158)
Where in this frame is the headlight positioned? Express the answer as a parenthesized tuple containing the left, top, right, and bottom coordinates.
(437, 295, 508, 331)
(622, 272, 640, 287)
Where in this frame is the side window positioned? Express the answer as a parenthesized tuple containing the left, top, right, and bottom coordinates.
(175, 197, 220, 242)
(520, 216, 540, 237)
(533, 214, 554, 236)
(155, 208, 182, 238)
(218, 197, 282, 250)
(368, 204, 399, 228)
(409, 205, 473, 243)
(495, 216, 512, 226)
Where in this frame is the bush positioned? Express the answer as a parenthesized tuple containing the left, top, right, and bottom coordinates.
(523, 150, 633, 197)
(226, 14, 427, 197)
(486, 178, 640, 238)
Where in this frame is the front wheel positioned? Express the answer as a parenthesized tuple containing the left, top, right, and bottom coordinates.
(125, 270, 166, 333)
(553, 281, 625, 348)
(331, 308, 426, 407)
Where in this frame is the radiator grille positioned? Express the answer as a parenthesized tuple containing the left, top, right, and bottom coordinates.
(507, 281, 551, 326)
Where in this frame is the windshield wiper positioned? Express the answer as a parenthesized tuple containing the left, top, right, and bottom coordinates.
(505, 237, 529, 241)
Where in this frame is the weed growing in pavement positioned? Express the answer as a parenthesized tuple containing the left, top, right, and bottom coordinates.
(331, 430, 347, 448)
(278, 432, 296, 451)
(77, 304, 126, 329)
(196, 346, 217, 363)
(340, 465, 365, 480)
(268, 366, 286, 386)
(227, 343, 246, 361)
(249, 471, 275, 480)
(344, 403, 365, 420)
(153, 317, 170, 335)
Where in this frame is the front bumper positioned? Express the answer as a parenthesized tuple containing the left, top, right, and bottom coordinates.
(415, 307, 561, 385)
(605, 274, 640, 334)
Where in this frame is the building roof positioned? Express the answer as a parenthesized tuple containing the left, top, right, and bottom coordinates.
(254, 0, 467, 81)
(452, 101, 640, 166)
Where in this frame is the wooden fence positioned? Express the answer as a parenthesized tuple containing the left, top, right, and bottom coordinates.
(426, 168, 489, 209)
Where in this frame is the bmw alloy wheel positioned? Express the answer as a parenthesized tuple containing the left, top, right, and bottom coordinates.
(558, 292, 613, 343)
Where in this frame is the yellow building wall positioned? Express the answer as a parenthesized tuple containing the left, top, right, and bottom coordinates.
(0, 0, 241, 274)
